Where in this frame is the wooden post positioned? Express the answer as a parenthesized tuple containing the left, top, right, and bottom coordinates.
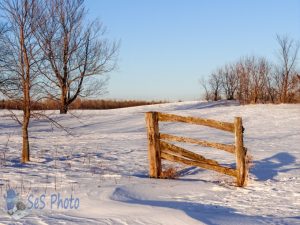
(234, 117, 247, 187)
(145, 112, 161, 178)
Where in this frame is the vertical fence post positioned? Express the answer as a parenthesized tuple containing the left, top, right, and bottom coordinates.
(234, 117, 247, 187)
(145, 112, 161, 178)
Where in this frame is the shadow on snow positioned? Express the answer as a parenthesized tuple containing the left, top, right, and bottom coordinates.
(112, 187, 299, 225)
(251, 152, 299, 181)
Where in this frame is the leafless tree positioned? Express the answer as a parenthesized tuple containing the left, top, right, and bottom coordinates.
(220, 64, 238, 100)
(275, 35, 299, 103)
(209, 71, 222, 101)
(199, 36, 299, 104)
(234, 56, 270, 104)
(257, 58, 273, 103)
(36, 0, 119, 114)
(234, 61, 246, 104)
(0, 0, 43, 162)
(247, 57, 271, 103)
(264, 63, 277, 103)
(199, 77, 210, 101)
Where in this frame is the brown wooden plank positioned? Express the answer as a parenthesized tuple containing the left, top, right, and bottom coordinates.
(145, 112, 161, 178)
(161, 152, 237, 177)
(160, 140, 219, 166)
(160, 133, 235, 154)
(158, 112, 234, 133)
(234, 117, 247, 187)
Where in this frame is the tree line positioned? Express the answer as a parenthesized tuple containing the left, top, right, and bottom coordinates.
(0, 0, 118, 163)
(0, 98, 167, 110)
(200, 35, 300, 104)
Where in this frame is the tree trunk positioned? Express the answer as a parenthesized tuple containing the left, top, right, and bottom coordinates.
(60, 85, 68, 114)
(22, 87, 30, 163)
(282, 76, 288, 103)
(22, 115, 30, 163)
(20, 23, 31, 163)
(214, 91, 218, 101)
(60, 103, 68, 114)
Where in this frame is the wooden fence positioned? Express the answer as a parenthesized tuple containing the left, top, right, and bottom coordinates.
(145, 112, 248, 187)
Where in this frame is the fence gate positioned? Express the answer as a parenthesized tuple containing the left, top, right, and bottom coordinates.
(145, 112, 248, 187)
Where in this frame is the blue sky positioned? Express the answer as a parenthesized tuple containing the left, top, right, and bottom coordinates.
(85, 0, 300, 101)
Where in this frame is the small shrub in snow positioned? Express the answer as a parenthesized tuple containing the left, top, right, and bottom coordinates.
(159, 166, 179, 179)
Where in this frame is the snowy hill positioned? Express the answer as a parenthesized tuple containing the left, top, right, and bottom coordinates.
(0, 101, 299, 224)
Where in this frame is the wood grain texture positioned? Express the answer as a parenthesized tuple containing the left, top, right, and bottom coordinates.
(234, 117, 247, 187)
(160, 140, 219, 165)
(158, 112, 234, 133)
(145, 112, 161, 178)
(160, 133, 235, 154)
(161, 152, 237, 177)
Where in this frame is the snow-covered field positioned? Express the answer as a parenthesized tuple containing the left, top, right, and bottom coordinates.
(0, 101, 299, 225)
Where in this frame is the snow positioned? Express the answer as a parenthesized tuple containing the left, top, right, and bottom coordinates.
(0, 100, 299, 224)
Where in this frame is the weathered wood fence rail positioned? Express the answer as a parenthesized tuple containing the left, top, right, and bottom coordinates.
(145, 112, 248, 187)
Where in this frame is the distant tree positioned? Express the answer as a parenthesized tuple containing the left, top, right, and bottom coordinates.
(247, 57, 270, 103)
(208, 72, 222, 101)
(199, 37, 300, 104)
(275, 35, 299, 103)
(257, 57, 273, 103)
(202, 56, 275, 104)
(264, 64, 277, 103)
(220, 64, 238, 100)
(236, 57, 251, 104)
(199, 77, 210, 101)
(0, 0, 43, 162)
(233, 56, 272, 104)
(36, 0, 119, 114)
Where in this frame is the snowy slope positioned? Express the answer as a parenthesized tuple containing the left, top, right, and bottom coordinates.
(0, 100, 299, 225)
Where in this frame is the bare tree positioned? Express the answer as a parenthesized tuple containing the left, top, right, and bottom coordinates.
(247, 57, 271, 103)
(235, 56, 270, 104)
(209, 72, 222, 101)
(234, 60, 247, 104)
(257, 57, 273, 103)
(199, 36, 299, 104)
(0, 0, 43, 162)
(36, 0, 119, 114)
(220, 64, 238, 100)
(275, 35, 299, 103)
(264, 63, 277, 103)
(199, 77, 210, 101)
